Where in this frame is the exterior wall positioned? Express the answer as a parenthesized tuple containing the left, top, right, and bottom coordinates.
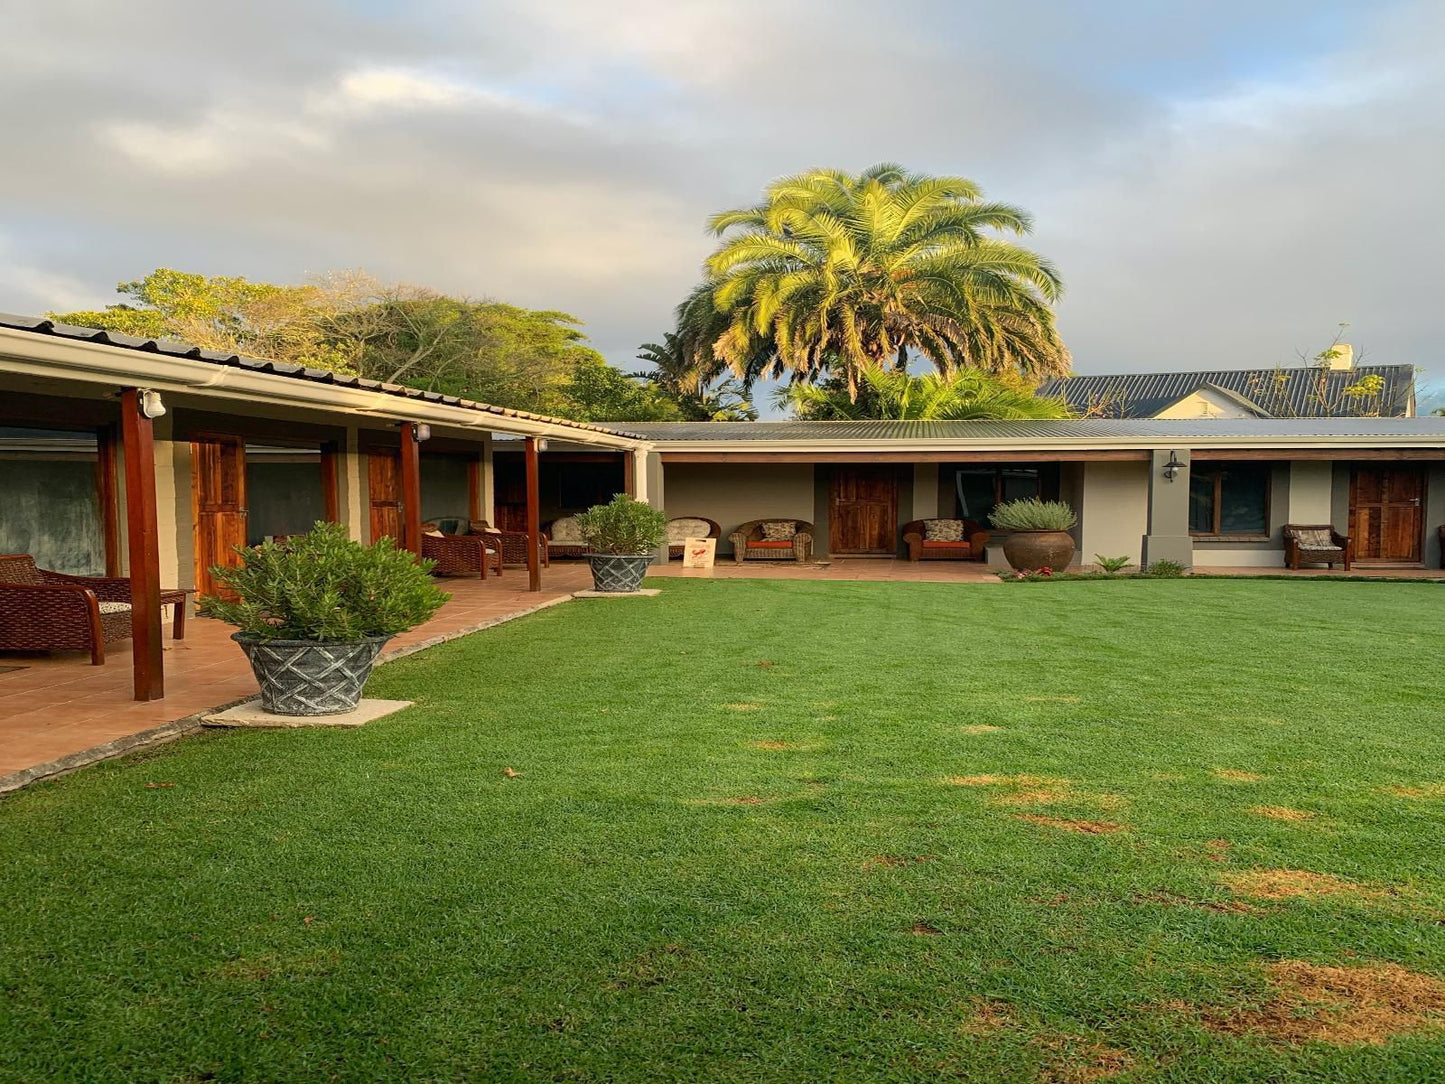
(335, 427, 367, 541)
(1155, 389, 1257, 420)
(912, 464, 939, 519)
(1080, 461, 1149, 567)
(157, 432, 189, 591)
(662, 462, 815, 557)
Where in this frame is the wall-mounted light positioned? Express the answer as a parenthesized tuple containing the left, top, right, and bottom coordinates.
(412, 422, 432, 442)
(139, 389, 166, 420)
(1162, 450, 1186, 482)
(536, 439, 549, 452)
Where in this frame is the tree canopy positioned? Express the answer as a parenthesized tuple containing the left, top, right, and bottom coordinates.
(780, 368, 1070, 421)
(680, 163, 1070, 399)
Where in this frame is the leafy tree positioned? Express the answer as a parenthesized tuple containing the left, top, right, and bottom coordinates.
(780, 367, 1070, 421)
(699, 163, 1069, 398)
(634, 330, 756, 420)
(548, 359, 680, 422)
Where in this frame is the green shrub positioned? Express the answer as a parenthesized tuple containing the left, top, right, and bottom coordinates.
(1095, 554, 1132, 574)
(196, 521, 449, 641)
(988, 498, 1077, 532)
(1145, 559, 1186, 578)
(575, 494, 668, 554)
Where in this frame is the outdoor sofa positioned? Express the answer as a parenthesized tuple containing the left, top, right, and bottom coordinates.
(902, 518, 989, 562)
(1282, 523, 1351, 571)
(728, 519, 814, 564)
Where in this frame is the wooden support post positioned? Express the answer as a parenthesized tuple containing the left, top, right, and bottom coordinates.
(525, 436, 542, 592)
(467, 456, 482, 522)
(400, 423, 422, 555)
(119, 390, 164, 701)
(623, 450, 636, 498)
(320, 441, 340, 524)
(95, 424, 121, 577)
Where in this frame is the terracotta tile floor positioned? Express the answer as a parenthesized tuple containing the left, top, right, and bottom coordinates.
(0, 564, 593, 781)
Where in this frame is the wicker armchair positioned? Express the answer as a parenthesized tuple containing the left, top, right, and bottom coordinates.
(0, 555, 187, 665)
(420, 529, 503, 579)
(728, 519, 814, 564)
(902, 519, 989, 562)
(463, 520, 548, 571)
(1283, 524, 1351, 571)
(666, 516, 721, 559)
(544, 516, 587, 560)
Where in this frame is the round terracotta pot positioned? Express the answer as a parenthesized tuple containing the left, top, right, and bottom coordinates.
(1001, 530, 1076, 573)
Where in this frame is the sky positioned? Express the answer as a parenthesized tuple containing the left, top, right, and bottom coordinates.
(2, 0, 1442, 407)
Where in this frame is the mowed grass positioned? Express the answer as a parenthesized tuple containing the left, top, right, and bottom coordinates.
(3, 579, 1445, 1082)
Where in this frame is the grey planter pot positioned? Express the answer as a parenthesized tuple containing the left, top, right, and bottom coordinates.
(585, 552, 654, 593)
(234, 633, 392, 716)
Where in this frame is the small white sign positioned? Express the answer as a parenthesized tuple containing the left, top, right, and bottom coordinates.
(682, 537, 717, 568)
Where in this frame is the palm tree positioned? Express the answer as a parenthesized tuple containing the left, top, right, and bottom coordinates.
(703, 164, 1069, 399)
(780, 368, 1071, 421)
(634, 328, 756, 421)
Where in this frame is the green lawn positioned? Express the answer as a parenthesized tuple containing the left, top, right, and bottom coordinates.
(3, 578, 1445, 1082)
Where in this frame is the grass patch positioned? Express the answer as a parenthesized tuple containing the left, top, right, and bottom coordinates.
(3, 578, 1445, 1080)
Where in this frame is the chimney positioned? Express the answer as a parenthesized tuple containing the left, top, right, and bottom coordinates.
(1324, 343, 1354, 371)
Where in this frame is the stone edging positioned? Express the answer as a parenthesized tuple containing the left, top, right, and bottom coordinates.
(0, 592, 578, 797)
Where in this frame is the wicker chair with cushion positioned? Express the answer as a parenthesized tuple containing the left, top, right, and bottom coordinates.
(464, 520, 548, 571)
(665, 516, 721, 559)
(420, 525, 503, 579)
(544, 516, 587, 560)
(902, 519, 989, 562)
(1283, 523, 1351, 571)
(728, 519, 814, 564)
(0, 554, 187, 665)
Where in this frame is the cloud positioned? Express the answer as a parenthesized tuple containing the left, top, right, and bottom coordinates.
(0, 0, 1438, 393)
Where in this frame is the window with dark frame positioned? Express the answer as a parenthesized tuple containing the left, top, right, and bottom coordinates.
(954, 466, 1044, 523)
(1189, 462, 1270, 537)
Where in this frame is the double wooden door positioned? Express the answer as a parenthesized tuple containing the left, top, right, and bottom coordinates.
(829, 466, 899, 555)
(192, 435, 248, 597)
(1350, 467, 1424, 562)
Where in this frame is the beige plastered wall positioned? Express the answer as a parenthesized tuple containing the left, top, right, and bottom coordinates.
(1079, 461, 1149, 567)
(662, 463, 816, 556)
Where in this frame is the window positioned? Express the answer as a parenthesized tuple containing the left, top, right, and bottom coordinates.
(954, 466, 1044, 523)
(1189, 463, 1270, 536)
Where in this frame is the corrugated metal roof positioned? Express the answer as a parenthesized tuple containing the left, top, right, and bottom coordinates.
(1037, 365, 1415, 419)
(624, 418, 1445, 441)
(0, 313, 644, 440)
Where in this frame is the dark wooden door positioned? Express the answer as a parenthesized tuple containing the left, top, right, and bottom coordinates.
(192, 436, 248, 597)
(1350, 467, 1423, 562)
(368, 453, 404, 543)
(830, 466, 898, 554)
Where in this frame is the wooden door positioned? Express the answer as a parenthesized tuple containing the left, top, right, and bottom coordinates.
(192, 436, 248, 597)
(368, 453, 404, 543)
(829, 466, 898, 554)
(1350, 467, 1423, 562)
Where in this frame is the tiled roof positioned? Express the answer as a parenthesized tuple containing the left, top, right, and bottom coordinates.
(0, 313, 644, 440)
(1036, 365, 1416, 419)
(623, 418, 1445, 441)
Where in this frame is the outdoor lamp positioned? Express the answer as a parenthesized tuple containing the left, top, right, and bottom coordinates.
(537, 439, 549, 452)
(139, 389, 166, 420)
(413, 422, 432, 442)
(1162, 450, 1185, 482)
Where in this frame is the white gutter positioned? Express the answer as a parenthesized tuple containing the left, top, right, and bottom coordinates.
(650, 432, 1445, 453)
(0, 328, 650, 452)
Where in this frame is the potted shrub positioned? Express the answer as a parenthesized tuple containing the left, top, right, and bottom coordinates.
(989, 498, 1078, 572)
(197, 522, 448, 716)
(575, 494, 668, 593)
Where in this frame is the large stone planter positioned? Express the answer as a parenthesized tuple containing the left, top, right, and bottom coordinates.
(235, 633, 392, 716)
(585, 552, 654, 593)
(1001, 530, 1076, 573)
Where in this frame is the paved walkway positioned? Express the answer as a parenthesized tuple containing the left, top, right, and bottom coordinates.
(0, 564, 592, 790)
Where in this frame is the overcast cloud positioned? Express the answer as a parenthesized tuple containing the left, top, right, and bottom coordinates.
(2, 1, 1441, 404)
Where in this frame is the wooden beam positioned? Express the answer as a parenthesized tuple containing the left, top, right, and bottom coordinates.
(657, 449, 1155, 464)
(320, 441, 340, 525)
(399, 423, 423, 555)
(525, 436, 542, 592)
(119, 390, 163, 702)
(467, 457, 482, 521)
(95, 424, 121, 577)
(1190, 448, 1445, 461)
(623, 451, 636, 497)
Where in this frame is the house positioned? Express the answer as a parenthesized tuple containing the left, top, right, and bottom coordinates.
(3, 314, 1444, 704)
(1037, 347, 1416, 419)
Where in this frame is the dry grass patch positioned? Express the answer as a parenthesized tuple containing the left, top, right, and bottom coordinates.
(909, 921, 942, 936)
(1034, 1035, 1134, 1082)
(1136, 890, 1268, 916)
(1016, 814, 1123, 835)
(960, 998, 1017, 1035)
(1025, 695, 1081, 704)
(1203, 839, 1232, 863)
(962, 724, 1002, 734)
(748, 740, 796, 751)
(1250, 806, 1316, 822)
(1180, 961, 1445, 1046)
(723, 703, 764, 712)
(1220, 868, 1384, 901)
(1213, 769, 1265, 783)
(1382, 783, 1445, 799)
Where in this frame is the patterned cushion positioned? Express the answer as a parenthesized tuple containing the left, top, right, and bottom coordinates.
(98, 601, 132, 615)
(761, 521, 797, 541)
(667, 517, 712, 542)
(549, 517, 584, 544)
(1293, 527, 1336, 549)
(923, 519, 965, 542)
(424, 530, 445, 538)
